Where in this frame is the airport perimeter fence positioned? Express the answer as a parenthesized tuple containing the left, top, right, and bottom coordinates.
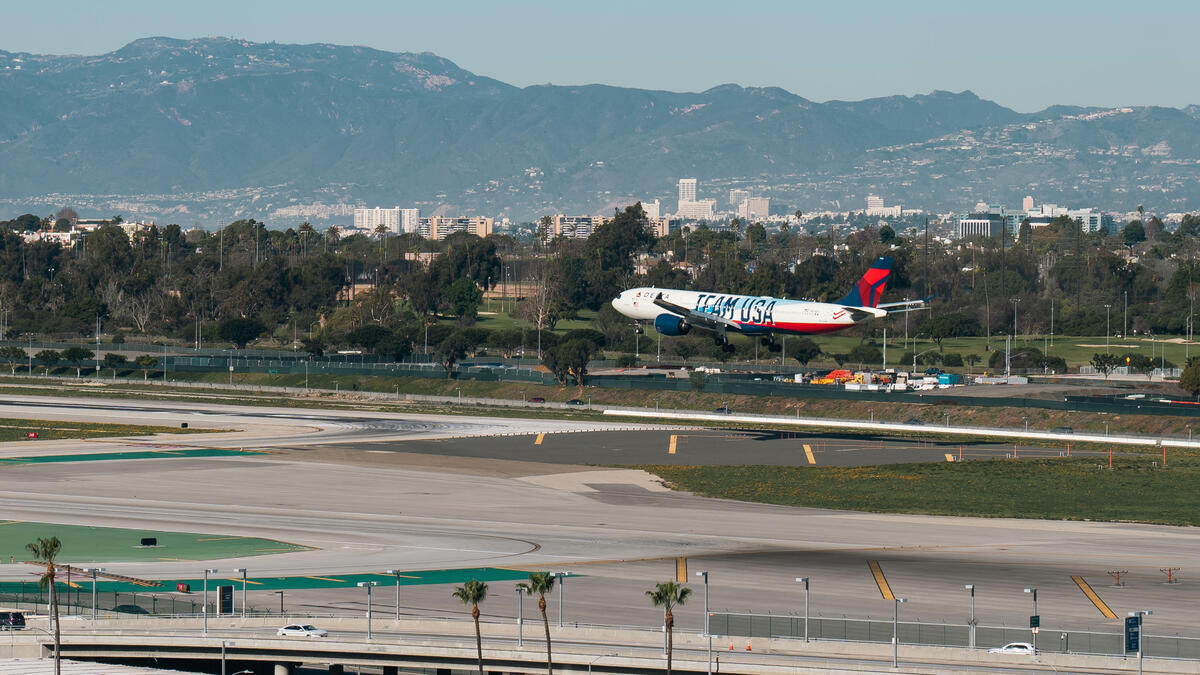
(709, 611, 1200, 660)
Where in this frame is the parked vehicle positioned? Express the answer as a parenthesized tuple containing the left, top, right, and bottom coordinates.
(0, 611, 26, 630)
(278, 624, 327, 637)
(988, 642, 1034, 654)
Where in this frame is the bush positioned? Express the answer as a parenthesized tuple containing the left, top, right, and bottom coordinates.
(941, 353, 964, 368)
(615, 353, 638, 368)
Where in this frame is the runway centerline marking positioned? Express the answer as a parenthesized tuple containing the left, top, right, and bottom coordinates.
(669, 435, 678, 455)
(1071, 575, 1117, 619)
(868, 560, 895, 600)
(534, 433, 545, 445)
(803, 444, 816, 465)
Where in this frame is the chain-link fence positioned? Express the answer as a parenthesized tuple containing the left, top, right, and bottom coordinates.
(709, 611, 1200, 659)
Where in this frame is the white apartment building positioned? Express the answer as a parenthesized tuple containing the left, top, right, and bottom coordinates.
(677, 199, 717, 220)
(738, 197, 771, 220)
(678, 178, 697, 203)
(543, 215, 605, 242)
(417, 216, 493, 240)
(400, 208, 420, 234)
(354, 206, 402, 233)
(865, 195, 901, 217)
(729, 189, 751, 208)
(640, 199, 661, 220)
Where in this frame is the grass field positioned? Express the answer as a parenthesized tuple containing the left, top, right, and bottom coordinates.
(0, 417, 204, 442)
(0, 521, 310, 564)
(641, 456, 1200, 525)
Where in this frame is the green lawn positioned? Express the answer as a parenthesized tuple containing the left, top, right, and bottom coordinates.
(0, 418, 204, 442)
(0, 522, 310, 564)
(641, 457, 1200, 525)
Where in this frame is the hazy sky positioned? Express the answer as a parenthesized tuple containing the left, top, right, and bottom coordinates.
(5, 0, 1198, 112)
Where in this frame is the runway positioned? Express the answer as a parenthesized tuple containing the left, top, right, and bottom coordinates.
(0, 394, 1195, 638)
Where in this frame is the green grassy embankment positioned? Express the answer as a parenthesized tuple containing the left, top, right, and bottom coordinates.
(640, 457, 1200, 525)
(0, 417, 204, 442)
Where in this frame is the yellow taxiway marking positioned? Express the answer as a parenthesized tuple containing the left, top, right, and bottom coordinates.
(534, 433, 545, 445)
(1071, 575, 1117, 619)
(155, 557, 196, 562)
(944, 453, 956, 462)
(227, 578, 265, 585)
(803, 444, 816, 465)
(196, 536, 245, 542)
(375, 572, 421, 579)
(0, 520, 24, 525)
(868, 560, 895, 600)
(669, 435, 678, 454)
(303, 575, 346, 583)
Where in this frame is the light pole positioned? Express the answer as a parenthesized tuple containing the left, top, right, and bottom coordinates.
(1105, 304, 1112, 353)
(203, 568, 218, 636)
(796, 577, 810, 643)
(1024, 587, 1038, 654)
(233, 568, 247, 618)
(892, 597, 907, 668)
(1124, 290, 1128, 338)
(964, 585, 976, 649)
(221, 640, 235, 675)
(516, 585, 525, 647)
(1129, 609, 1152, 675)
(387, 569, 402, 620)
(85, 567, 105, 620)
(697, 571, 711, 675)
(555, 571, 568, 627)
(1010, 297, 1021, 342)
(358, 581, 378, 639)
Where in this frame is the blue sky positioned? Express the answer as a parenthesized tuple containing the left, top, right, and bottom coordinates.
(4, 0, 1198, 112)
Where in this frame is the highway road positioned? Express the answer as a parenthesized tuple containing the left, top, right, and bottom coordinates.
(0, 394, 1196, 641)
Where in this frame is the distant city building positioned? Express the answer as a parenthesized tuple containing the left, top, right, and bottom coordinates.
(543, 215, 605, 242)
(957, 212, 1006, 239)
(737, 197, 771, 220)
(417, 216, 493, 240)
(354, 206, 401, 233)
(1022, 195, 1035, 212)
(678, 178, 697, 203)
(400, 208, 420, 234)
(640, 199, 661, 220)
(865, 194, 902, 217)
(729, 189, 751, 208)
(676, 199, 717, 220)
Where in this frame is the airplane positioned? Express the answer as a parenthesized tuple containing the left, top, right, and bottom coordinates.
(611, 256, 928, 344)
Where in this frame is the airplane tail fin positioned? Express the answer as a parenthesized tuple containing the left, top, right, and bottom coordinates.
(837, 257, 893, 308)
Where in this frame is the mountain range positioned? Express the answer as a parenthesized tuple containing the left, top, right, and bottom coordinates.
(1, 37, 1198, 225)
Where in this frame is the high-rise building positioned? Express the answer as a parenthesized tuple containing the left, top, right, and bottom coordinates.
(640, 199, 661, 220)
(729, 189, 751, 208)
(400, 208, 420, 234)
(678, 178, 697, 203)
(1022, 195, 1034, 212)
(738, 197, 771, 220)
(353, 206, 401, 233)
(543, 215, 605, 242)
(866, 195, 885, 211)
(865, 195, 901, 217)
(676, 199, 716, 220)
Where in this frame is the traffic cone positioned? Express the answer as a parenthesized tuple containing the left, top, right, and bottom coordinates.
(729, 642, 734, 651)
(746, 639, 752, 651)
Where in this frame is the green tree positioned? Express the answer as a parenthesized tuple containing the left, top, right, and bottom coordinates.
(452, 580, 489, 675)
(35, 350, 61, 374)
(26, 536, 63, 675)
(963, 353, 981, 372)
(436, 331, 470, 379)
(1126, 353, 1154, 379)
(1091, 353, 1119, 379)
(61, 347, 94, 377)
(0, 346, 27, 375)
(516, 572, 556, 675)
(446, 277, 483, 323)
(646, 581, 692, 675)
(1123, 221, 1146, 246)
(102, 352, 127, 378)
(134, 354, 158, 380)
(879, 224, 896, 244)
(346, 324, 391, 351)
(217, 318, 266, 348)
(847, 343, 882, 366)
(1180, 360, 1200, 398)
(790, 337, 822, 366)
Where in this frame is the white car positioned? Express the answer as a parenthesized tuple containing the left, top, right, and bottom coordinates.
(277, 624, 328, 637)
(988, 642, 1034, 654)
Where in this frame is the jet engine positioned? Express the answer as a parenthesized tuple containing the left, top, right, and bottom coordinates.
(654, 313, 691, 336)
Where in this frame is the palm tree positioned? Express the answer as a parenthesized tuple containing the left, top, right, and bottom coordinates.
(26, 537, 63, 675)
(298, 221, 315, 257)
(647, 581, 691, 675)
(453, 579, 489, 675)
(516, 572, 556, 675)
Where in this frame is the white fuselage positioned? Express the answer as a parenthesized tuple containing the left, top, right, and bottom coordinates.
(612, 287, 879, 336)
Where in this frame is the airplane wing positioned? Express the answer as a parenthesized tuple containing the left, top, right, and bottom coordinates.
(652, 293, 741, 331)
